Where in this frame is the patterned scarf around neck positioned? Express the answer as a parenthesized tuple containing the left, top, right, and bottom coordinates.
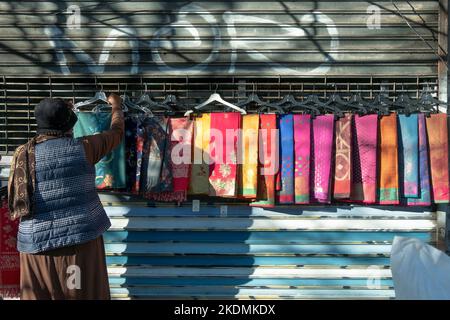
(8, 134, 63, 220)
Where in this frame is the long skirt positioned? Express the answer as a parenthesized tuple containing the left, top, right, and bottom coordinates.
(20, 236, 110, 300)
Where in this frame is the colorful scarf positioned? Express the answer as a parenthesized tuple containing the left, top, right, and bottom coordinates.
(351, 114, 378, 204)
(398, 114, 419, 197)
(189, 114, 211, 195)
(145, 118, 193, 203)
(378, 114, 399, 205)
(209, 113, 241, 197)
(240, 114, 259, 199)
(8, 134, 62, 220)
(125, 116, 139, 192)
(251, 114, 278, 207)
(278, 114, 294, 204)
(312, 115, 335, 203)
(74, 112, 126, 189)
(408, 114, 431, 206)
(426, 113, 449, 203)
(333, 114, 352, 199)
(133, 125, 146, 194)
(293, 114, 311, 204)
(0, 199, 20, 298)
(141, 117, 172, 194)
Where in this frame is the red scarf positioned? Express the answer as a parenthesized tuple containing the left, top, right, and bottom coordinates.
(0, 199, 20, 298)
(208, 113, 241, 197)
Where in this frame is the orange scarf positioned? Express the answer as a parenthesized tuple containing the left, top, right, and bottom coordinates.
(378, 114, 399, 204)
(240, 114, 259, 198)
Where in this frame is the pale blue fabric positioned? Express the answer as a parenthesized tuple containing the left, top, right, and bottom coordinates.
(398, 114, 419, 198)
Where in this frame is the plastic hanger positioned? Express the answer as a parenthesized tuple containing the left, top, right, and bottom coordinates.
(367, 91, 391, 116)
(184, 85, 247, 116)
(236, 83, 285, 114)
(274, 94, 320, 116)
(121, 93, 155, 117)
(136, 84, 173, 112)
(343, 91, 369, 115)
(391, 88, 418, 115)
(304, 94, 344, 118)
(417, 84, 441, 114)
(74, 90, 110, 112)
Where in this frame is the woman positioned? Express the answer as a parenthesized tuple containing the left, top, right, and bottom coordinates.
(8, 93, 124, 300)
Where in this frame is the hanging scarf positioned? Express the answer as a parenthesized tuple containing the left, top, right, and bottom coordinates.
(278, 114, 294, 204)
(351, 114, 378, 204)
(251, 114, 278, 208)
(293, 114, 311, 204)
(73, 112, 126, 189)
(125, 116, 139, 192)
(209, 113, 241, 197)
(189, 114, 211, 195)
(408, 114, 432, 206)
(8, 134, 62, 220)
(312, 114, 335, 203)
(333, 114, 352, 199)
(378, 113, 399, 205)
(145, 118, 193, 203)
(426, 113, 449, 203)
(398, 114, 419, 198)
(141, 116, 172, 195)
(240, 114, 259, 199)
(0, 198, 20, 298)
(133, 125, 146, 194)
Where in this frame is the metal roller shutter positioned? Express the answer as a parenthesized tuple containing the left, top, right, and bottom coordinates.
(101, 195, 436, 300)
(0, 1, 440, 76)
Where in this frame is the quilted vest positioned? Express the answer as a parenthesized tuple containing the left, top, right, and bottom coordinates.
(17, 137, 111, 253)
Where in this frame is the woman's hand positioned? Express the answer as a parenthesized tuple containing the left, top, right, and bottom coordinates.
(107, 93, 122, 109)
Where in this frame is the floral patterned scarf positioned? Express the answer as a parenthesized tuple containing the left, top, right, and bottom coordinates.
(209, 113, 241, 197)
(145, 118, 193, 203)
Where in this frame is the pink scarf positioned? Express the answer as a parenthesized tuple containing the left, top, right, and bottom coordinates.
(351, 114, 379, 204)
(312, 115, 335, 203)
(426, 113, 449, 203)
(293, 114, 311, 204)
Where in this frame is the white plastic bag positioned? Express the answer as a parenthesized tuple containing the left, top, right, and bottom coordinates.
(391, 236, 450, 300)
